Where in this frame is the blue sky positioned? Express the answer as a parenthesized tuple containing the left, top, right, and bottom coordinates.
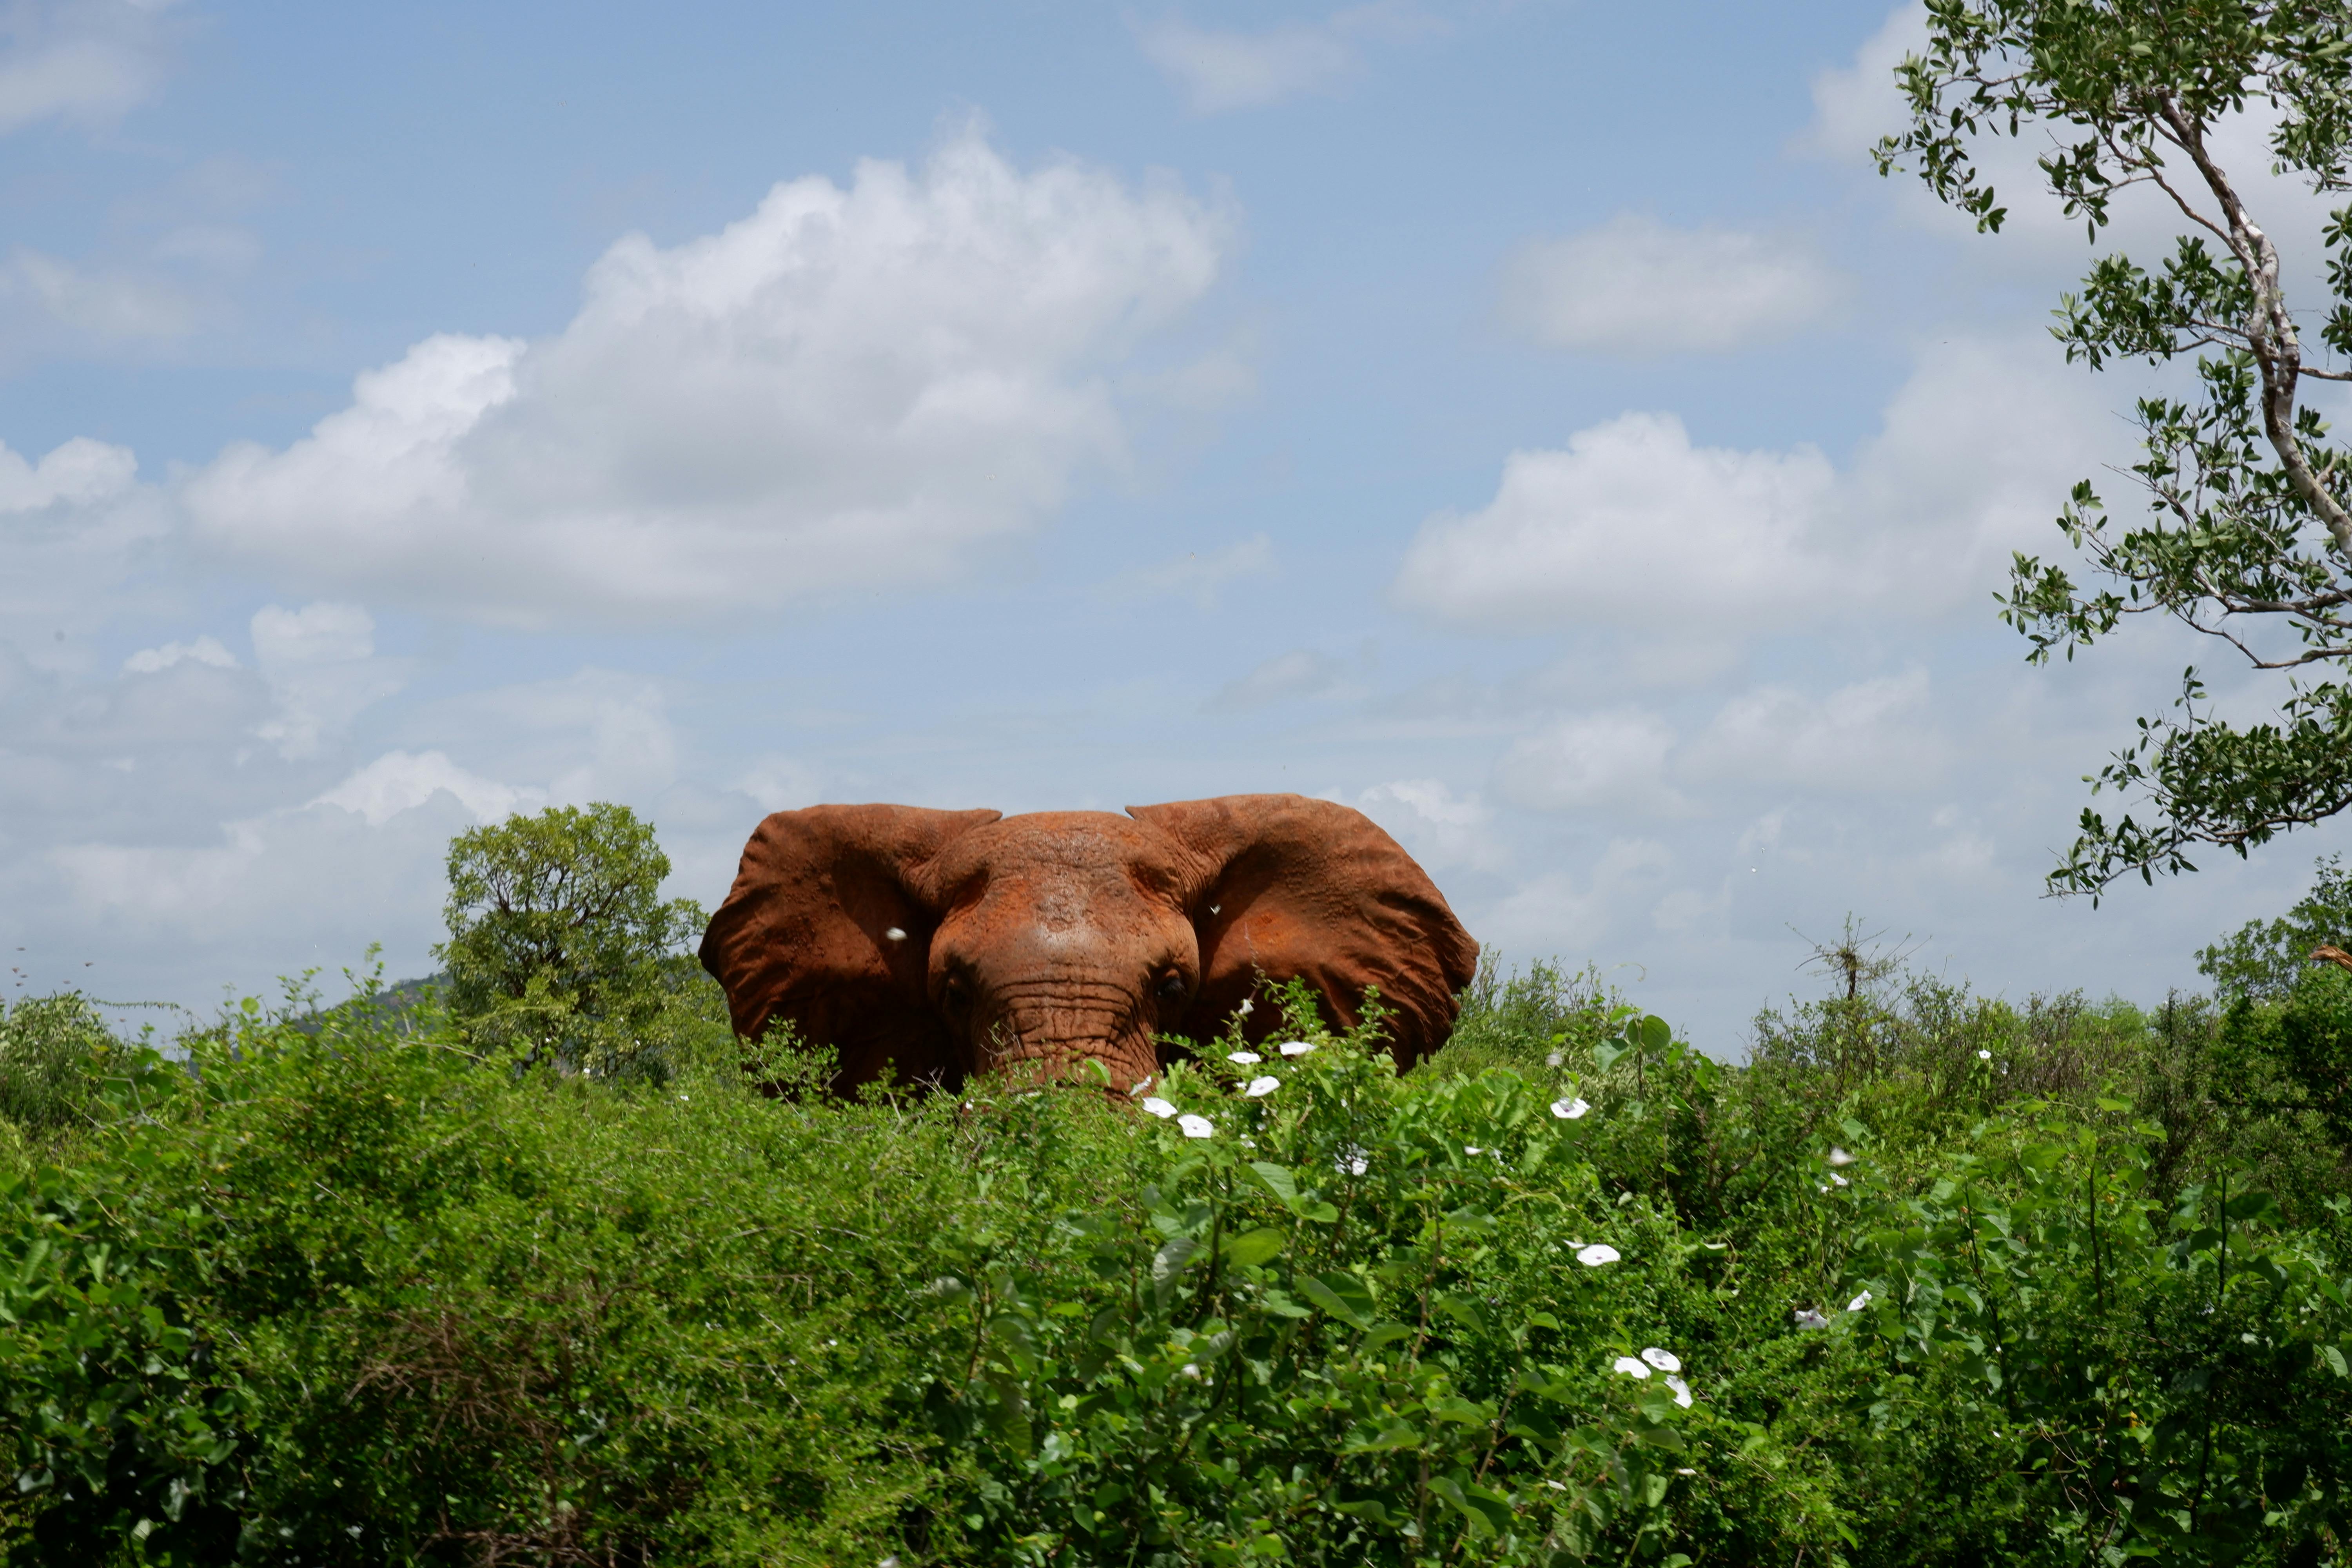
(4, 0, 2343, 1047)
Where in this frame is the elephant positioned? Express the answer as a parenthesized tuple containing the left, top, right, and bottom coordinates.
(699, 793, 1479, 1094)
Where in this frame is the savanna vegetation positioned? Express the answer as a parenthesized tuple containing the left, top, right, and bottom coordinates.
(2, 804, 2352, 1565)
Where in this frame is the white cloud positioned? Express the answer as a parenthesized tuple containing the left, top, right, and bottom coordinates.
(123, 634, 234, 673)
(0, 434, 169, 632)
(309, 750, 542, 828)
(0, 0, 175, 133)
(1348, 778, 1501, 871)
(1686, 669, 1945, 793)
(1477, 838, 1674, 955)
(1497, 215, 1844, 354)
(1495, 708, 1684, 813)
(1209, 647, 1351, 710)
(248, 601, 409, 760)
(1137, 3, 1434, 113)
(1393, 411, 1844, 632)
(733, 756, 821, 815)
(1393, 336, 2114, 638)
(7, 247, 196, 339)
(183, 130, 1230, 627)
(1102, 533, 1275, 607)
(408, 670, 681, 806)
(1794, 2, 1920, 168)
(0, 433, 136, 511)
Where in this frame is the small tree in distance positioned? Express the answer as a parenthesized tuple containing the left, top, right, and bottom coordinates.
(1880, 2, 2352, 897)
(436, 802, 716, 1076)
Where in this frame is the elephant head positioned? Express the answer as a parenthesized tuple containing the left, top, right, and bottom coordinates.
(699, 793, 1479, 1093)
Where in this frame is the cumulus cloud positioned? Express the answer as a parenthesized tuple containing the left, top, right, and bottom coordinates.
(0, 432, 135, 511)
(1137, 3, 1434, 113)
(309, 750, 542, 828)
(0, 0, 175, 133)
(1497, 215, 1844, 354)
(248, 602, 410, 760)
(1209, 647, 1352, 710)
(1685, 669, 1945, 793)
(1475, 838, 1675, 955)
(1393, 411, 1844, 633)
(732, 756, 822, 815)
(1495, 708, 1684, 814)
(183, 131, 1231, 626)
(405, 670, 682, 806)
(1348, 778, 1503, 872)
(1392, 336, 2112, 638)
(0, 434, 170, 629)
(7, 247, 197, 338)
(122, 634, 234, 673)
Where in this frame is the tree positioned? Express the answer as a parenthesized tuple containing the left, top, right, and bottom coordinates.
(435, 803, 715, 1074)
(1880, 0, 2352, 897)
(2198, 851, 2352, 995)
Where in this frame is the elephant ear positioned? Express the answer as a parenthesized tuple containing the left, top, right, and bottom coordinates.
(1128, 793, 1479, 1067)
(700, 804, 1001, 1091)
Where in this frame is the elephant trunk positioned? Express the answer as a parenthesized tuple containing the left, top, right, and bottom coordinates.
(974, 981, 1160, 1094)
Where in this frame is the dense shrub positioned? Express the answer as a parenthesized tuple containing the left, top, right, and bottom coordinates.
(3, 947, 2351, 1564)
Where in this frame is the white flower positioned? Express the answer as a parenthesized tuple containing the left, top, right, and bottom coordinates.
(1610, 1355, 1650, 1379)
(1977, 1049, 1992, 1060)
(1178, 1114, 1214, 1139)
(1228, 1049, 1262, 1064)
(1141, 1098, 1178, 1119)
(1179, 1363, 1201, 1377)
(1827, 1146, 1856, 1167)
(1640, 1347, 1681, 1373)
(1336, 1146, 1370, 1176)
(1664, 1375, 1693, 1408)
(1244, 1076, 1280, 1098)
(1829, 1173, 1849, 1187)
(1465, 1145, 1482, 1155)
(1551, 1096, 1591, 1120)
(1847, 1290, 1872, 1312)
(1793, 1308, 1829, 1330)
(1545, 1050, 1565, 1068)
(1278, 1040, 1315, 1057)
(1575, 1243, 1621, 1267)
(1234, 997, 1253, 1016)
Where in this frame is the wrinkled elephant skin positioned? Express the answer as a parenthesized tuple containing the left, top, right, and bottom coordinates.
(699, 793, 1479, 1094)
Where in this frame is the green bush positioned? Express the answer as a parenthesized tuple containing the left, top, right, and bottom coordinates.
(5, 936, 2352, 1564)
(0, 991, 131, 1138)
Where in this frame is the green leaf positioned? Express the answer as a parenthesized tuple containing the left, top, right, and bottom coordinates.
(1248, 1161, 1299, 1204)
(1361, 1321, 1415, 1350)
(1259, 1287, 1312, 1320)
(1151, 1236, 1199, 1294)
(1438, 1293, 1490, 1337)
(1220, 1227, 1285, 1269)
(1297, 1270, 1375, 1329)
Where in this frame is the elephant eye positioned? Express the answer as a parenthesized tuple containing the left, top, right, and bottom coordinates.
(1156, 972, 1189, 1003)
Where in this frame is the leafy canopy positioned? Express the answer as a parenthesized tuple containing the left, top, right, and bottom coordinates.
(1880, 0, 2352, 896)
(434, 802, 708, 1069)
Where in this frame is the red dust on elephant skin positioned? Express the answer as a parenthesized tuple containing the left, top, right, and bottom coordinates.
(699, 793, 1479, 1096)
